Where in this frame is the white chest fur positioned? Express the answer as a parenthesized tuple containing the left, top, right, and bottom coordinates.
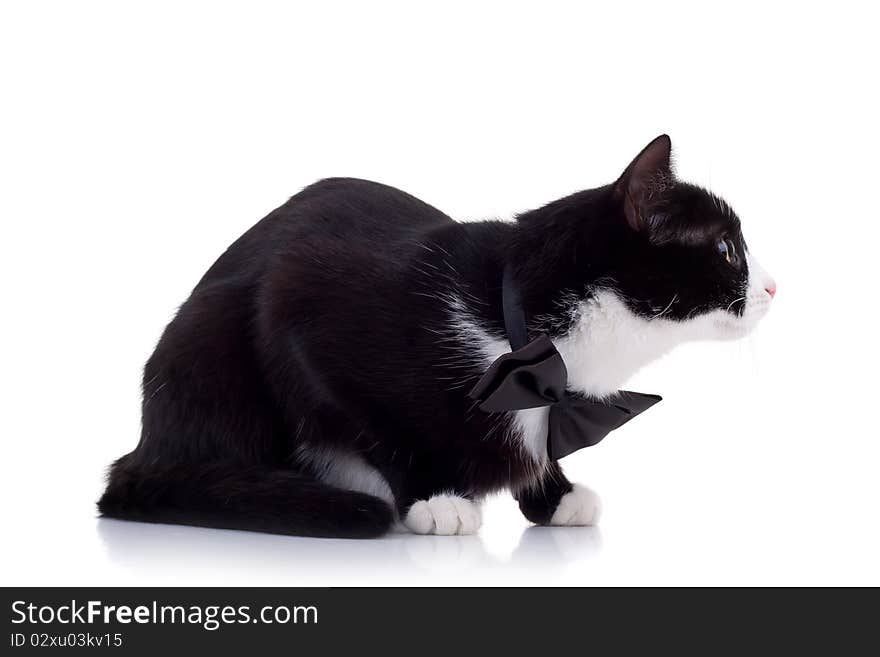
(450, 290, 693, 463)
(552, 291, 688, 398)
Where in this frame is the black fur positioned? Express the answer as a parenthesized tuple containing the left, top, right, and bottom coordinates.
(516, 462, 574, 525)
(99, 135, 749, 537)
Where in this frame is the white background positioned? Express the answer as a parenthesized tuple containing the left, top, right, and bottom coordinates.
(2, 1, 878, 586)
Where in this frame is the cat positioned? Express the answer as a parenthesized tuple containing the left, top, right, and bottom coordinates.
(98, 135, 775, 538)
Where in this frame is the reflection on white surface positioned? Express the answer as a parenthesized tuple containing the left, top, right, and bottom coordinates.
(97, 518, 602, 585)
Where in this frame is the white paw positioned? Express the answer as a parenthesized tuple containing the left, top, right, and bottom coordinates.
(404, 494, 482, 535)
(549, 484, 602, 526)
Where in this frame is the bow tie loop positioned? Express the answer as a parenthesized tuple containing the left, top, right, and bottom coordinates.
(467, 335, 566, 412)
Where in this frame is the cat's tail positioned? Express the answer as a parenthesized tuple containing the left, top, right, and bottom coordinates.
(97, 456, 394, 539)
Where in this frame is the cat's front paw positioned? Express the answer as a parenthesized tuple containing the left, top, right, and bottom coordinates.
(404, 494, 481, 535)
(549, 484, 602, 526)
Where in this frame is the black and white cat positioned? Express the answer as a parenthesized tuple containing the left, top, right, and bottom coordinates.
(99, 135, 775, 538)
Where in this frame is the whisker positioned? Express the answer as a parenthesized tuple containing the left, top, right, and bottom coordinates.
(726, 295, 747, 312)
(651, 293, 678, 320)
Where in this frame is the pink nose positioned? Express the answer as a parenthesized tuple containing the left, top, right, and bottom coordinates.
(765, 283, 776, 298)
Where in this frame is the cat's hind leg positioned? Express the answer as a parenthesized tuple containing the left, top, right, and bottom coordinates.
(98, 455, 394, 538)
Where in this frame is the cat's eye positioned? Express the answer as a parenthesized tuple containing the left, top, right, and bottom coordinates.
(716, 238, 736, 264)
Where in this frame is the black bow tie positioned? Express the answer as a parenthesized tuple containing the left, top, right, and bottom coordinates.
(468, 266, 661, 460)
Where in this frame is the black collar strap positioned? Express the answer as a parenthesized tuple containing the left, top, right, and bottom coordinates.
(468, 264, 662, 460)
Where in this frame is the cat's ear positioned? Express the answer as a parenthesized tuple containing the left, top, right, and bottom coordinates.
(614, 134, 673, 233)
